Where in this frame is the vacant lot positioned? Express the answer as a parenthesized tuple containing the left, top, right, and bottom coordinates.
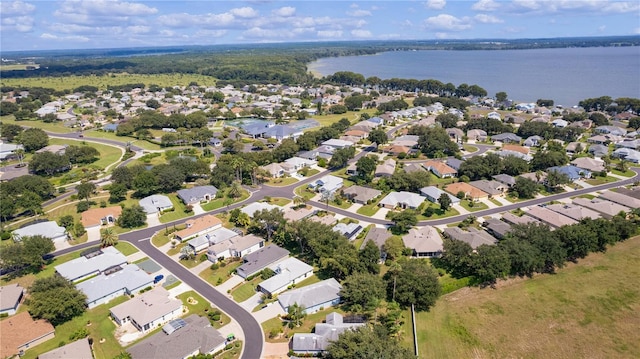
(404, 235, 640, 359)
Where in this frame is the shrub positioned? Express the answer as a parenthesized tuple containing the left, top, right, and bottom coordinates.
(210, 263, 220, 270)
(424, 207, 435, 217)
(100, 201, 107, 208)
(69, 328, 89, 341)
(76, 201, 91, 213)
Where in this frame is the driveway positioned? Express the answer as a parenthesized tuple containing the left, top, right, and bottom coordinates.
(372, 207, 390, 220)
(217, 274, 245, 293)
(253, 302, 286, 324)
(240, 292, 263, 311)
(192, 203, 205, 215)
(262, 342, 289, 359)
(86, 226, 101, 243)
(146, 213, 162, 227)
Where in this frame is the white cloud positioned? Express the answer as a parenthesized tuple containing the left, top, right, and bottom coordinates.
(351, 29, 372, 38)
(126, 25, 151, 34)
(157, 12, 236, 29)
(317, 30, 343, 38)
(424, 0, 446, 10)
(598, 25, 606, 32)
(272, 6, 295, 17)
(472, 0, 500, 11)
(634, 27, 640, 34)
(509, 0, 639, 14)
(474, 14, 503, 24)
(424, 14, 472, 31)
(0, 0, 35, 15)
(242, 27, 295, 40)
(40, 32, 89, 42)
(348, 9, 372, 17)
(55, 0, 157, 17)
(229, 7, 258, 18)
(194, 29, 228, 38)
(511, 0, 541, 10)
(1, 15, 33, 32)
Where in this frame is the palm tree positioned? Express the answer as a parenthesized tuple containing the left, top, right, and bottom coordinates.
(100, 228, 118, 247)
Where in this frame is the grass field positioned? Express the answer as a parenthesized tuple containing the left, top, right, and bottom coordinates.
(158, 194, 190, 223)
(309, 108, 377, 128)
(113, 242, 139, 256)
(403, 235, 640, 359)
(264, 177, 299, 187)
(231, 278, 261, 302)
(48, 138, 123, 171)
(84, 130, 162, 151)
(199, 260, 243, 287)
(0, 115, 74, 133)
(0, 73, 217, 91)
(459, 200, 489, 212)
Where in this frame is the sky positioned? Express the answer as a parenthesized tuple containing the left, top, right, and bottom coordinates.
(1, 0, 639, 52)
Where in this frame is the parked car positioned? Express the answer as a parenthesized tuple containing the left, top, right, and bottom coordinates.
(154, 274, 164, 284)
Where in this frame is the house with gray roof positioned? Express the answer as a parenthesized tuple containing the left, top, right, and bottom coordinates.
(206, 234, 264, 263)
(501, 212, 541, 226)
(240, 202, 280, 218)
(127, 315, 226, 359)
(139, 194, 173, 214)
(595, 125, 627, 136)
(309, 175, 344, 195)
(110, 287, 182, 333)
(12, 221, 67, 243)
(0, 284, 24, 316)
(188, 227, 239, 253)
(291, 312, 366, 355)
(571, 198, 629, 219)
(375, 158, 396, 177)
(257, 257, 314, 296)
(482, 218, 513, 240)
(442, 227, 496, 249)
(55, 246, 127, 282)
(570, 157, 606, 173)
(342, 185, 382, 204)
(402, 226, 443, 258)
(236, 244, 290, 279)
(364, 228, 392, 261)
(77, 264, 154, 308)
(491, 133, 522, 144)
(545, 203, 601, 221)
(176, 186, 218, 205)
(39, 339, 92, 359)
(420, 187, 461, 206)
(469, 180, 506, 196)
(492, 174, 517, 188)
(446, 158, 464, 171)
(332, 222, 363, 241)
(378, 191, 425, 209)
(598, 190, 640, 209)
(278, 278, 342, 314)
(264, 124, 302, 142)
(588, 144, 608, 157)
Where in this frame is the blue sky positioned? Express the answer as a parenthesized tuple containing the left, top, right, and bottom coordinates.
(1, 0, 639, 51)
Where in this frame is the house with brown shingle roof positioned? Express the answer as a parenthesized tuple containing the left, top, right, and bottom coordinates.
(524, 206, 577, 229)
(174, 214, 222, 242)
(598, 190, 640, 209)
(382, 145, 411, 155)
(422, 160, 457, 178)
(502, 144, 530, 155)
(402, 226, 443, 257)
(80, 206, 122, 228)
(572, 198, 629, 219)
(0, 312, 55, 358)
(444, 182, 488, 201)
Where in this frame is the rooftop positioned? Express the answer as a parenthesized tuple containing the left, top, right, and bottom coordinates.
(55, 246, 127, 282)
(80, 206, 122, 227)
(0, 284, 24, 312)
(174, 214, 222, 240)
(278, 278, 342, 310)
(0, 312, 55, 358)
(110, 287, 182, 329)
(76, 264, 153, 305)
(402, 226, 443, 254)
(38, 339, 92, 359)
(236, 244, 289, 278)
(259, 257, 314, 294)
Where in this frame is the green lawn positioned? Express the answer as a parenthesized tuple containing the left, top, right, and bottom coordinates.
(418, 203, 461, 220)
(585, 176, 620, 185)
(231, 278, 261, 302)
(330, 199, 353, 209)
(84, 129, 162, 151)
(176, 291, 230, 329)
(294, 184, 316, 201)
(460, 200, 489, 212)
(357, 203, 381, 216)
(48, 138, 123, 171)
(21, 296, 130, 359)
(264, 177, 299, 186)
(0, 115, 73, 133)
(199, 260, 243, 286)
(113, 242, 139, 256)
(159, 194, 191, 223)
(462, 144, 479, 153)
(612, 169, 636, 177)
(262, 306, 347, 342)
(151, 224, 186, 247)
(264, 197, 291, 206)
(310, 109, 376, 128)
(201, 190, 250, 212)
(402, 235, 640, 359)
(488, 198, 503, 207)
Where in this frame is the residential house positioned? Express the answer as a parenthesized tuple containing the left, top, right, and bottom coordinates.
(309, 214, 338, 226)
(423, 160, 457, 178)
(502, 144, 530, 155)
(291, 312, 366, 355)
(55, 246, 128, 283)
(482, 218, 513, 240)
(309, 175, 343, 196)
(35, 144, 67, 155)
(264, 124, 302, 142)
(206, 234, 264, 263)
(127, 315, 226, 359)
(375, 158, 396, 177)
(547, 165, 591, 181)
(240, 202, 280, 218)
(321, 139, 353, 150)
(545, 203, 601, 221)
(80, 206, 122, 228)
(501, 212, 541, 226)
(283, 207, 316, 222)
(382, 144, 412, 155)
(494, 149, 532, 162)
(444, 182, 489, 201)
(524, 135, 543, 147)
(390, 135, 419, 148)
(595, 125, 627, 136)
(419, 186, 461, 205)
(332, 222, 363, 241)
(188, 227, 239, 253)
(0, 312, 55, 359)
(587, 135, 615, 145)
(442, 227, 496, 249)
(491, 133, 522, 144)
(139, 194, 173, 214)
(176, 186, 219, 204)
(236, 244, 290, 279)
(598, 190, 640, 209)
(364, 228, 392, 261)
(344, 129, 369, 139)
(403, 163, 427, 174)
(570, 157, 606, 173)
(110, 287, 182, 333)
(284, 156, 317, 171)
(174, 215, 223, 242)
(551, 119, 568, 128)
(588, 144, 609, 157)
(446, 128, 464, 143)
(617, 187, 640, 200)
(446, 158, 464, 171)
(524, 206, 577, 229)
(0, 284, 24, 316)
(616, 139, 640, 150)
(572, 198, 630, 219)
(378, 191, 425, 209)
(257, 257, 314, 296)
(278, 278, 342, 314)
(12, 221, 67, 243)
(469, 180, 506, 197)
(612, 148, 640, 163)
(0, 141, 23, 160)
(467, 129, 487, 142)
(260, 163, 285, 178)
(492, 174, 516, 188)
(565, 142, 585, 153)
(39, 339, 93, 359)
(76, 264, 154, 308)
(402, 226, 443, 258)
(342, 185, 382, 204)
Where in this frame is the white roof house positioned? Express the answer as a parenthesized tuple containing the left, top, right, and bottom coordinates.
(309, 175, 343, 195)
(378, 191, 425, 209)
(110, 287, 182, 333)
(291, 312, 366, 355)
(278, 278, 342, 314)
(12, 221, 67, 243)
(55, 246, 127, 282)
(139, 194, 173, 214)
(402, 226, 443, 258)
(258, 257, 314, 296)
(321, 139, 354, 149)
(76, 265, 154, 308)
(240, 202, 280, 218)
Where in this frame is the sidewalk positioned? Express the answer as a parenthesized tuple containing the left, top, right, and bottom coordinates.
(217, 274, 244, 293)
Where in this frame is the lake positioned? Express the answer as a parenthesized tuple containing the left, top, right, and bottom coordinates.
(308, 46, 640, 107)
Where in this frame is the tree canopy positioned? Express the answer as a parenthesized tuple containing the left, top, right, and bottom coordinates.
(28, 275, 87, 326)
